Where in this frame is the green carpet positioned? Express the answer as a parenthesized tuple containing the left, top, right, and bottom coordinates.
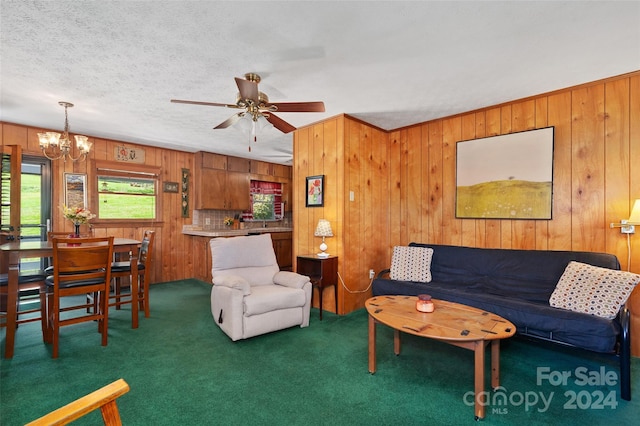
(1, 279, 638, 425)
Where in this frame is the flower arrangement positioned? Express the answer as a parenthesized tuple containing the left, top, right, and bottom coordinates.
(62, 205, 96, 225)
(223, 217, 235, 227)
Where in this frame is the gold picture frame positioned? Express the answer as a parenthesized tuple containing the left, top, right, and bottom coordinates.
(64, 173, 87, 209)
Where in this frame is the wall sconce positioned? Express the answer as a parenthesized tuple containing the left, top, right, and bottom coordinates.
(610, 199, 640, 272)
(610, 199, 640, 234)
(314, 219, 333, 258)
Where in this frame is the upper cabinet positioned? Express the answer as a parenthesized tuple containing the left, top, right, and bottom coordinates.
(193, 152, 250, 210)
(199, 152, 227, 170)
(250, 160, 291, 179)
(227, 156, 251, 173)
(193, 153, 290, 211)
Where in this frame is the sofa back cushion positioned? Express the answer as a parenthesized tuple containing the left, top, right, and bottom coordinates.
(409, 243, 620, 303)
(210, 234, 279, 286)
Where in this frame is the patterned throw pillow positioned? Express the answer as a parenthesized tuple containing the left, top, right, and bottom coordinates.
(390, 246, 434, 283)
(549, 261, 640, 319)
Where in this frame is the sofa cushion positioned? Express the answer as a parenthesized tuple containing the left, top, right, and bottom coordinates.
(408, 243, 620, 303)
(243, 285, 306, 316)
(390, 246, 433, 283)
(549, 261, 639, 319)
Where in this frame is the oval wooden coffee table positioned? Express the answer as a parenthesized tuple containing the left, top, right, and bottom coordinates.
(366, 295, 516, 420)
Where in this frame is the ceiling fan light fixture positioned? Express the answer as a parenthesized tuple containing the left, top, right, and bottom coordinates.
(257, 115, 273, 133)
(234, 113, 254, 136)
(233, 112, 274, 150)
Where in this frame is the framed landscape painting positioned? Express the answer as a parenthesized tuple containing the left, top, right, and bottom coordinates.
(64, 173, 87, 209)
(456, 127, 554, 220)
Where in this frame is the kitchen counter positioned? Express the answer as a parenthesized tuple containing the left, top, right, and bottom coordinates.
(182, 226, 292, 237)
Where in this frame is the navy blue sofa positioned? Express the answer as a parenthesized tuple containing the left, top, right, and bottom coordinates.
(372, 243, 632, 401)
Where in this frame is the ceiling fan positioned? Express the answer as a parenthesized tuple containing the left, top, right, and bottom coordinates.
(171, 73, 325, 141)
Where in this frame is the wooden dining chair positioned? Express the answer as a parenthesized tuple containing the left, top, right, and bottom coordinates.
(26, 378, 130, 426)
(47, 230, 98, 313)
(44, 230, 94, 272)
(110, 230, 155, 319)
(0, 270, 48, 342)
(45, 236, 114, 358)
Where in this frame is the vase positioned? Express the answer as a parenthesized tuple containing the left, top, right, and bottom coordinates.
(74, 223, 81, 237)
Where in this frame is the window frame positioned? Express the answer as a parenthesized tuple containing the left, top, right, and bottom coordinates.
(243, 180, 283, 222)
(89, 160, 163, 226)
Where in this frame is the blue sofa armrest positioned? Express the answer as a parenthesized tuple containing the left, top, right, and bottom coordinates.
(618, 307, 631, 401)
(376, 269, 390, 279)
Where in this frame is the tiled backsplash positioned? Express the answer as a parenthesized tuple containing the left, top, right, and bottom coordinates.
(193, 210, 292, 230)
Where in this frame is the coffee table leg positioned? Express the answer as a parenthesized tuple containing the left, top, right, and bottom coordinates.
(491, 340, 500, 389)
(474, 340, 486, 420)
(368, 314, 376, 374)
(394, 329, 401, 355)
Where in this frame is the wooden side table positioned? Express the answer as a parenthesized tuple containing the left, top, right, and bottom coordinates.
(296, 255, 338, 320)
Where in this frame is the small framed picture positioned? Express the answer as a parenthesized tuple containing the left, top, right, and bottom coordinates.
(306, 175, 324, 207)
(64, 173, 87, 209)
(163, 181, 179, 193)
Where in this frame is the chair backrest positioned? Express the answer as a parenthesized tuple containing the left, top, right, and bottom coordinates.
(139, 230, 155, 266)
(51, 237, 114, 286)
(210, 233, 279, 286)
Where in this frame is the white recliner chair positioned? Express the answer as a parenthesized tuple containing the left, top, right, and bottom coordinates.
(210, 233, 311, 341)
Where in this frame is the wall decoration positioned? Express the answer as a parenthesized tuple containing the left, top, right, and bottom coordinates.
(64, 173, 87, 209)
(163, 181, 179, 193)
(114, 145, 145, 163)
(181, 168, 190, 218)
(306, 175, 324, 207)
(456, 127, 554, 219)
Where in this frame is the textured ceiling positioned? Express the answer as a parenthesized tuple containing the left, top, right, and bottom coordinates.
(1, 1, 639, 165)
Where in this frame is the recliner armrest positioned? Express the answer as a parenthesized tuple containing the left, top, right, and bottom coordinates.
(274, 271, 310, 289)
(213, 275, 251, 295)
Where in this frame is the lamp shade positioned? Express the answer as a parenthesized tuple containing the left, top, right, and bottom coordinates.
(628, 199, 640, 224)
(314, 219, 333, 237)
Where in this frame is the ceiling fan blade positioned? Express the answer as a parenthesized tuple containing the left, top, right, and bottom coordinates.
(270, 101, 325, 113)
(171, 99, 237, 108)
(214, 113, 243, 129)
(235, 77, 259, 102)
(266, 113, 296, 134)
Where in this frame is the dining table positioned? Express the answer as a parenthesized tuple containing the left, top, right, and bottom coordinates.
(1, 237, 141, 359)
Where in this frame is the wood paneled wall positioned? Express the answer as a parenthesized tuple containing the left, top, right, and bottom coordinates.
(293, 71, 640, 323)
(1, 123, 195, 284)
(293, 117, 390, 314)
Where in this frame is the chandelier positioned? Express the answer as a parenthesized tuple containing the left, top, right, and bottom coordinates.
(38, 101, 92, 162)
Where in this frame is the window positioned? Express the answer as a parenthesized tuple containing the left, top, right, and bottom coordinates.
(243, 180, 283, 221)
(93, 161, 160, 221)
(252, 193, 275, 220)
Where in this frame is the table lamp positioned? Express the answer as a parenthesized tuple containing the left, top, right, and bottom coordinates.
(314, 219, 333, 258)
